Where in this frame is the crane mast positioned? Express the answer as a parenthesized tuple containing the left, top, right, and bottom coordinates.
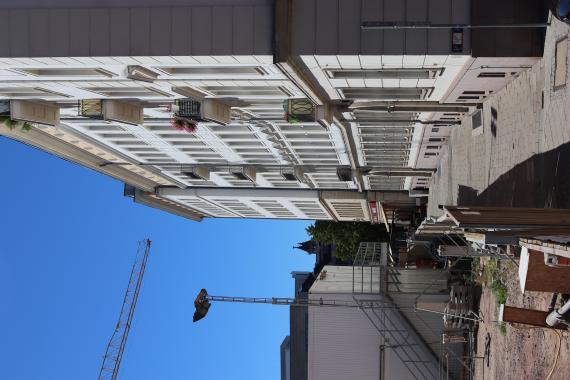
(97, 239, 151, 380)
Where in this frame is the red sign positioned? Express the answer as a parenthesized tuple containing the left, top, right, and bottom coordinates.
(369, 201, 379, 224)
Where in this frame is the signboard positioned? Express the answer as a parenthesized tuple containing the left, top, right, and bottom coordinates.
(369, 201, 380, 224)
(451, 28, 464, 53)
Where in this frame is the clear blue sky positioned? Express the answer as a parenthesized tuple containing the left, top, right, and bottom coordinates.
(0, 137, 315, 380)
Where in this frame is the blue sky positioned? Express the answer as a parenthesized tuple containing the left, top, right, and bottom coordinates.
(0, 137, 315, 380)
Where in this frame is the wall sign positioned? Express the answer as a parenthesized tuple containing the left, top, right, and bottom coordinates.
(451, 28, 464, 53)
(369, 201, 380, 224)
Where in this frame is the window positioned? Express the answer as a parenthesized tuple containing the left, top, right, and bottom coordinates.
(170, 141, 207, 147)
(327, 68, 442, 79)
(341, 87, 432, 100)
(209, 125, 251, 132)
(478, 72, 506, 78)
(290, 141, 333, 147)
(216, 133, 258, 139)
(16, 68, 115, 77)
(157, 66, 266, 76)
(179, 147, 215, 152)
(424, 152, 439, 157)
(429, 137, 445, 142)
(457, 90, 485, 101)
(555, 37, 568, 90)
(202, 86, 291, 97)
(226, 141, 265, 147)
(84, 87, 172, 97)
(0, 87, 69, 98)
(471, 109, 483, 130)
(426, 145, 440, 149)
(233, 148, 270, 153)
(432, 127, 440, 133)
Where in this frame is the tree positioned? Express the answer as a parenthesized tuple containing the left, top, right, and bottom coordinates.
(306, 221, 388, 260)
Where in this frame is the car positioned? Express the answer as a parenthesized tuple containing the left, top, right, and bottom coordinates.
(551, 0, 570, 23)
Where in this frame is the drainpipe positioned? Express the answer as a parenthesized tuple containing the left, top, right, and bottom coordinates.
(546, 296, 570, 328)
(347, 101, 474, 114)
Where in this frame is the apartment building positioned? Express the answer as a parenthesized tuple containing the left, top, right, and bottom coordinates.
(0, 0, 548, 222)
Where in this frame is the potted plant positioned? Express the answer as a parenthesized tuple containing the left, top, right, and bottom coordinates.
(170, 116, 197, 133)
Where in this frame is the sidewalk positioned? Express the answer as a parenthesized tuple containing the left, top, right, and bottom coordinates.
(428, 17, 570, 217)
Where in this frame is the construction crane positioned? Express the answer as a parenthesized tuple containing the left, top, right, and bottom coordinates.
(97, 239, 151, 380)
(192, 288, 397, 322)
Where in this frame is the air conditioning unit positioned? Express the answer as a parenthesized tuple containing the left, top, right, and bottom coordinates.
(230, 166, 256, 182)
(174, 98, 231, 126)
(281, 167, 306, 182)
(181, 167, 211, 181)
(80, 100, 144, 125)
(10, 100, 60, 126)
(126, 65, 160, 83)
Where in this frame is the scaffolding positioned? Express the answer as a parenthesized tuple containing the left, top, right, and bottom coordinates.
(351, 242, 477, 380)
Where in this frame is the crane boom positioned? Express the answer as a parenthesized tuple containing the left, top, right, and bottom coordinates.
(97, 239, 151, 380)
(206, 295, 388, 308)
(192, 288, 404, 322)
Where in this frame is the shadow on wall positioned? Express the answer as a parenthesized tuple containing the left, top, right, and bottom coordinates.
(456, 141, 570, 209)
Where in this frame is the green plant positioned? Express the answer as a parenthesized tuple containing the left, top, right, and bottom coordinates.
(491, 279, 508, 305)
(0, 116, 33, 131)
(472, 257, 481, 273)
(461, 273, 473, 285)
(498, 322, 507, 336)
(306, 221, 388, 260)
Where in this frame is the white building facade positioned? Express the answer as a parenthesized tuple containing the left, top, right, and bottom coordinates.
(308, 265, 441, 380)
(0, 0, 548, 221)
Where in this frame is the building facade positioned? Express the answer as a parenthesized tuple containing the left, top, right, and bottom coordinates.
(280, 335, 291, 380)
(0, 0, 549, 222)
(307, 264, 442, 380)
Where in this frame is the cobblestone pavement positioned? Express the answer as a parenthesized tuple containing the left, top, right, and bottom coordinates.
(428, 17, 570, 217)
(426, 16, 570, 380)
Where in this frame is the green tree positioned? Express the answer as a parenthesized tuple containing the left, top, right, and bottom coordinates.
(306, 221, 388, 260)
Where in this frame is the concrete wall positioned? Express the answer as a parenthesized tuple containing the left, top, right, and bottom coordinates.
(471, 0, 549, 57)
(307, 292, 439, 380)
(290, 0, 471, 56)
(308, 266, 442, 380)
(0, 3, 273, 57)
(0, 0, 273, 7)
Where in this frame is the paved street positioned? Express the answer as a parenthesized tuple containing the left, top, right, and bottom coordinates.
(428, 17, 570, 216)
(426, 16, 570, 380)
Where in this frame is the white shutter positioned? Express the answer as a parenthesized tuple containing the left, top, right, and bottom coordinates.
(102, 100, 144, 125)
(201, 99, 231, 125)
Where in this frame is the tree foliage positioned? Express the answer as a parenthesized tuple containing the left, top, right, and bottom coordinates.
(0, 116, 33, 131)
(306, 221, 388, 260)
